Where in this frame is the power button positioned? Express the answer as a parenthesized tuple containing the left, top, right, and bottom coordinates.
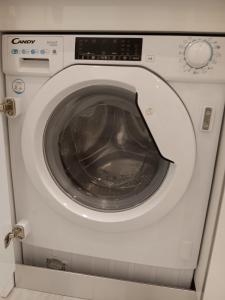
(12, 79, 25, 94)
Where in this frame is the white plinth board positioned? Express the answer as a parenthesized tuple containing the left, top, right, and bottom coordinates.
(15, 264, 196, 300)
(1, 288, 82, 300)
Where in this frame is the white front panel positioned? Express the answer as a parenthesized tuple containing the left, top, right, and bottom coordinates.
(5, 75, 224, 269)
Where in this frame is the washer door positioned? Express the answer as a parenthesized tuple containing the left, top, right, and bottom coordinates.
(22, 65, 196, 231)
(44, 85, 169, 212)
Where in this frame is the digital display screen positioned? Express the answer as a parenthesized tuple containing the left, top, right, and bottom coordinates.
(75, 37, 142, 61)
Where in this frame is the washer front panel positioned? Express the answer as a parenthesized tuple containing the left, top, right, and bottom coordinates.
(21, 65, 196, 230)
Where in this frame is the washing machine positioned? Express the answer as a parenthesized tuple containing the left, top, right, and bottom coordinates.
(2, 34, 225, 289)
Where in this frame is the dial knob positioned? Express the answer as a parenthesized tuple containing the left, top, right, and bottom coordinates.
(184, 40, 213, 69)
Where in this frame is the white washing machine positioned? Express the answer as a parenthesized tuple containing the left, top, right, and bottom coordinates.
(2, 34, 225, 289)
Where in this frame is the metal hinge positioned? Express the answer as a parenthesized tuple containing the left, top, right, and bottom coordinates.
(4, 224, 25, 248)
(0, 98, 16, 117)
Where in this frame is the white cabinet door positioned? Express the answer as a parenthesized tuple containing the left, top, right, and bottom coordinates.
(0, 35, 15, 297)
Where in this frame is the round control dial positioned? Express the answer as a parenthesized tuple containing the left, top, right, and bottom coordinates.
(184, 40, 213, 69)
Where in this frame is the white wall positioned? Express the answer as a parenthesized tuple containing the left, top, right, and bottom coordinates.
(0, 0, 225, 32)
(202, 181, 225, 300)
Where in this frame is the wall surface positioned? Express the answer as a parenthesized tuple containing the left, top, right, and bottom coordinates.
(202, 182, 225, 300)
(0, 0, 225, 32)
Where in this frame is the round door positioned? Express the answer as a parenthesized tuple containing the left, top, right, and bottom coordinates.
(21, 65, 196, 231)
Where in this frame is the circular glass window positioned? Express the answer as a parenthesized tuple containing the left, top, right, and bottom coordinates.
(44, 85, 170, 212)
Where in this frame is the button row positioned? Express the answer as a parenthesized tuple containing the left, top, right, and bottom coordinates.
(77, 55, 141, 61)
(11, 49, 57, 55)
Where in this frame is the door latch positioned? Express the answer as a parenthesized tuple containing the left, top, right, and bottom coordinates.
(0, 98, 16, 117)
(4, 220, 30, 248)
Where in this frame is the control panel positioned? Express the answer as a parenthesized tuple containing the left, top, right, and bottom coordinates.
(3, 34, 225, 82)
(75, 37, 142, 61)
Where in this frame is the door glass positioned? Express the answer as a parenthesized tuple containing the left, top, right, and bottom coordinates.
(44, 85, 170, 212)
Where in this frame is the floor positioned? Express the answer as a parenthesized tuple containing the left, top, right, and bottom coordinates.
(1, 288, 82, 300)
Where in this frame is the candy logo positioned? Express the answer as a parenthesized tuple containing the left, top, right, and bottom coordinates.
(12, 38, 35, 44)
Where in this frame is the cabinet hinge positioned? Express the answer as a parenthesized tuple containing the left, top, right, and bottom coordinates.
(4, 224, 25, 248)
(0, 98, 16, 117)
